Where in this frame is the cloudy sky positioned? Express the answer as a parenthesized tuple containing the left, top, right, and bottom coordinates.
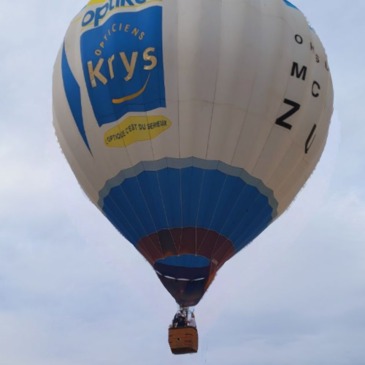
(0, 0, 364, 364)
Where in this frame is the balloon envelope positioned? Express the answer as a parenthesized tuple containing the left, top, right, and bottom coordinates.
(53, 0, 333, 307)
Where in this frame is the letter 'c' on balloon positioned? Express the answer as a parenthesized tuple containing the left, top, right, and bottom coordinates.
(53, 0, 333, 307)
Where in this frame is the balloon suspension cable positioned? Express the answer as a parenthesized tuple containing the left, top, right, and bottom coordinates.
(179, 306, 189, 316)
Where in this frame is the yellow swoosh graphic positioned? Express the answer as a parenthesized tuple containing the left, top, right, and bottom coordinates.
(112, 75, 150, 105)
(104, 115, 172, 148)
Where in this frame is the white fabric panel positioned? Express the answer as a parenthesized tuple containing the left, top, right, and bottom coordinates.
(52, 49, 102, 203)
(176, 0, 221, 159)
(233, 7, 295, 175)
(208, 1, 265, 165)
(207, 105, 247, 163)
(53, 0, 333, 219)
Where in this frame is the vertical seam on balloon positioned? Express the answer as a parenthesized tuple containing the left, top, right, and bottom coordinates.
(250, 0, 289, 177)
(204, 0, 222, 162)
(98, 130, 159, 253)
(215, 181, 266, 253)
(98, 159, 151, 244)
(156, 160, 180, 254)
(228, 196, 272, 252)
(97, 144, 158, 250)
(102, 186, 144, 243)
(149, 4, 180, 256)
(127, 4, 169, 258)
(198, 1, 254, 256)
(194, 160, 205, 255)
(100, 135, 159, 256)
(196, 168, 231, 257)
(199, 0, 244, 258)
(249, 8, 296, 178)
(175, 0, 184, 250)
(195, 0, 224, 257)
(138, 60, 164, 256)
(206, 1, 264, 256)
(229, 1, 263, 172)
(176, 0, 181, 161)
(194, 165, 215, 255)
(134, 165, 162, 250)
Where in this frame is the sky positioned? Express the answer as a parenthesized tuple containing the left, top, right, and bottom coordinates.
(0, 0, 364, 364)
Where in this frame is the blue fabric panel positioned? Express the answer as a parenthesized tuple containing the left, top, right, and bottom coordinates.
(156, 272, 208, 307)
(195, 169, 226, 228)
(101, 164, 275, 255)
(102, 185, 143, 244)
(158, 167, 182, 228)
(180, 166, 204, 226)
(135, 172, 168, 229)
(156, 255, 210, 269)
(207, 173, 244, 233)
(116, 176, 157, 234)
(61, 44, 90, 151)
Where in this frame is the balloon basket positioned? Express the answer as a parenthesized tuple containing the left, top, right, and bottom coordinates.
(168, 326, 198, 355)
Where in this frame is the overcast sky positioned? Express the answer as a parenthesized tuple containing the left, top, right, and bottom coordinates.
(0, 1, 364, 364)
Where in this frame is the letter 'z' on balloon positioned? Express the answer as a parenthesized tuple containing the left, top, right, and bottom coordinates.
(53, 0, 333, 354)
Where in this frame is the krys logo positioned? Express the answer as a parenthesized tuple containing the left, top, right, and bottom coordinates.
(81, 5, 166, 127)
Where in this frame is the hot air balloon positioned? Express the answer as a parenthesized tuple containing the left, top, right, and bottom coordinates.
(53, 0, 333, 354)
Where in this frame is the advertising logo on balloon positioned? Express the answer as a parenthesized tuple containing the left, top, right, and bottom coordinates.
(104, 115, 171, 147)
(82, 0, 152, 28)
(81, 4, 166, 130)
